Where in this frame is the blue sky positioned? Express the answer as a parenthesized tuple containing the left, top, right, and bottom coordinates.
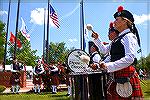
(0, 0, 150, 59)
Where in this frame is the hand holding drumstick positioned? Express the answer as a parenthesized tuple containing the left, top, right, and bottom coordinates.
(86, 24, 99, 39)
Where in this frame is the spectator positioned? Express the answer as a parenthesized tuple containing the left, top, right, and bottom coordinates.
(139, 69, 144, 80)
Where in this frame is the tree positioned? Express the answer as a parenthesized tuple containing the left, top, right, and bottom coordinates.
(136, 54, 150, 73)
(0, 21, 5, 63)
(46, 42, 71, 64)
(145, 54, 150, 71)
(8, 31, 39, 66)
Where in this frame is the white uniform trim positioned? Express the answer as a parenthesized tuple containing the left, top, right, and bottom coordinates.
(51, 65, 58, 72)
(33, 64, 44, 75)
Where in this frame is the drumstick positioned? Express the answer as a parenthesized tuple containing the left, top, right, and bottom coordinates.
(86, 24, 95, 33)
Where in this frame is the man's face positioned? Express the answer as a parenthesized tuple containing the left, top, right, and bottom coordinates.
(108, 31, 117, 41)
(38, 60, 41, 65)
(90, 46, 95, 53)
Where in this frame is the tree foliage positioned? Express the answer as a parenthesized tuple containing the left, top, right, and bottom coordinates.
(8, 31, 39, 66)
(136, 54, 150, 72)
(145, 54, 150, 71)
(46, 42, 71, 64)
(0, 21, 5, 63)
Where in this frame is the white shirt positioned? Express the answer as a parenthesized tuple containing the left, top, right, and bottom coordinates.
(103, 54, 111, 63)
(94, 29, 137, 73)
(33, 64, 44, 75)
(51, 65, 59, 72)
(139, 69, 143, 75)
(91, 51, 101, 68)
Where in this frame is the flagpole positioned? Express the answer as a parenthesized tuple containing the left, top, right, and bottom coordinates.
(46, 0, 50, 64)
(13, 0, 20, 60)
(80, 1, 89, 100)
(80, 0, 85, 51)
(43, 8, 46, 61)
(3, 0, 11, 70)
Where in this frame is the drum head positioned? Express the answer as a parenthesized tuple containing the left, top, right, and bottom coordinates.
(116, 82, 132, 98)
(67, 49, 89, 73)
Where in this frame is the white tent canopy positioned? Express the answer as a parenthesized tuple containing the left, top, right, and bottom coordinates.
(3, 65, 33, 72)
(25, 66, 33, 72)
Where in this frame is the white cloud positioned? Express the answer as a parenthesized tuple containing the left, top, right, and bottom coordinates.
(133, 14, 150, 25)
(68, 38, 77, 43)
(0, 10, 8, 16)
(60, 3, 79, 21)
(30, 8, 55, 27)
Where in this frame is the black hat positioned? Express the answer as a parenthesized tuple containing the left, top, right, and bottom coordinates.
(108, 22, 119, 34)
(113, 6, 134, 23)
(90, 42, 99, 51)
(114, 6, 141, 47)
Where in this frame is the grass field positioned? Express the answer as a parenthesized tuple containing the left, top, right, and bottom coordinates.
(0, 91, 71, 100)
(0, 79, 150, 100)
(141, 79, 150, 99)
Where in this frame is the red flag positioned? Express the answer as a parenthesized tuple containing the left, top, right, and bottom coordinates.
(9, 32, 22, 48)
(9, 32, 15, 44)
(17, 39, 22, 48)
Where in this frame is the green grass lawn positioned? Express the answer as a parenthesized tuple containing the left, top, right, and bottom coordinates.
(0, 79, 150, 100)
(0, 91, 71, 100)
(141, 79, 150, 99)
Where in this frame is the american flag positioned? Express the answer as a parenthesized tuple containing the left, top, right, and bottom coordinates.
(50, 4, 60, 28)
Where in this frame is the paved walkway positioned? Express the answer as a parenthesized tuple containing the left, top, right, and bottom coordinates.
(3, 79, 33, 93)
(3, 79, 67, 93)
(3, 87, 32, 93)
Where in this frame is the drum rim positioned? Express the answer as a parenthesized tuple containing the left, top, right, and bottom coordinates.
(67, 49, 89, 72)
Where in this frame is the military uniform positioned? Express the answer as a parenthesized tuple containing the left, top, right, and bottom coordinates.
(33, 63, 44, 93)
(50, 64, 59, 94)
(88, 43, 103, 100)
(10, 72, 21, 93)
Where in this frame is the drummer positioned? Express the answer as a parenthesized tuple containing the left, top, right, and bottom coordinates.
(92, 6, 143, 100)
(89, 42, 103, 100)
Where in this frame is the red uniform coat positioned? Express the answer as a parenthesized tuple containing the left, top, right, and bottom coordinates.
(33, 75, 42, 85)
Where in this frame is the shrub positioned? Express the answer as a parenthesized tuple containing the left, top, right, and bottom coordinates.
(0, 85, 6, 93)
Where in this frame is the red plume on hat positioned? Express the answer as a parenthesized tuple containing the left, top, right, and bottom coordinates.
(103, 42, 109, 45)
(114, 6, 134, 22)
(109, 22, 114, 28)
(117, 6, 124, 12)
(108, 22, 119, 34)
